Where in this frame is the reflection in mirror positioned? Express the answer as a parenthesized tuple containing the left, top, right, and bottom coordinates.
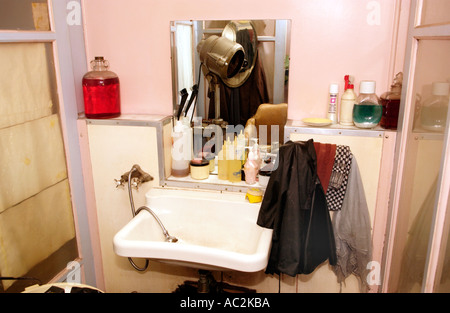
(170, 20, 291, 128)
(389, 39, 450, 292)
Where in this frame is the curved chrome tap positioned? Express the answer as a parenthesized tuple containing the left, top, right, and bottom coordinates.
(122, 165, 177, 272)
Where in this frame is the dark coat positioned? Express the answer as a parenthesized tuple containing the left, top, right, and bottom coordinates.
(257, 140, 337, 276)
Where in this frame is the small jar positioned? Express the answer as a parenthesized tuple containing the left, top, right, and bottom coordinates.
(353, 81, 382, 128)
(190, 159, 210, 180)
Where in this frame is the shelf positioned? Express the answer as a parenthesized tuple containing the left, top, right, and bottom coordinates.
(163, 166, 265, 193)
(285, 119, 393, 140)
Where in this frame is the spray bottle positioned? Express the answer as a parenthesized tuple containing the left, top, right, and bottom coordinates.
(340, 75, 357, 126)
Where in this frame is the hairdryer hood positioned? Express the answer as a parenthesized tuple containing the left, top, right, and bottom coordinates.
(198, 21, 258, 88)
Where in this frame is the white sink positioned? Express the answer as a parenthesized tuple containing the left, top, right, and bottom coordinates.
(113, 187, 273, 272)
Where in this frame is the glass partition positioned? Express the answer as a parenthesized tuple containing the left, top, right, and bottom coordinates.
(418, 0, 450, 27)
(0, 0, 50, 31)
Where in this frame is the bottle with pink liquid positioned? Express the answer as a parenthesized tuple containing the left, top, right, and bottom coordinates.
(82, 56, 121, 118)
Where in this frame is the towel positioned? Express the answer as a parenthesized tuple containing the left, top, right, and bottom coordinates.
(313, 142, 337, 193)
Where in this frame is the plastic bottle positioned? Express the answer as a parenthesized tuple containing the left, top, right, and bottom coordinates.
(171, 120, 191, 177)
(82, 56, 121, 118)
(420, 82, 450, 132)
(244, 140, 261, 185)
(380, 72, 403, 130)
(340, 75, 357, 126)
(327, 84, 339, 124)
(236, 130, 247, 166)
(217, 140, 228, 180)
(228, 138, 242, 183)
(353, 81, 382, 128)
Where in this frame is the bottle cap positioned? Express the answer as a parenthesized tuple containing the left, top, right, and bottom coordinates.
(360, 81, 376, 94)
(432, 82, 450, 96)
(329, 84, 339, 94)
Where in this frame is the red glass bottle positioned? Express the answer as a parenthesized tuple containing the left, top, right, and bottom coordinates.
(82, 56, 121, 118)
(380, 72, 403, 130)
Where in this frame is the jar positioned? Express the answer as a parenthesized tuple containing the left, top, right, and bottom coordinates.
(190, 159, 210, 180)
(353, 81, 382, 128)
(82, 56, 121, 118)
(420, 82, 449, 132)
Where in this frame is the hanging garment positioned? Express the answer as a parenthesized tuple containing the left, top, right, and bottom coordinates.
(208, 51, 269, 126)
(257, 140, 337, 276)
(313, 142, 337, 192)
(326, 145, 353, 211)
(332, 157, 372, 292)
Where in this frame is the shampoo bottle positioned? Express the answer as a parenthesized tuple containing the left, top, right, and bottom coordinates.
(340, 75, 357, 126)
(217, 140, 228, 180)
(228, 137, 242, 183)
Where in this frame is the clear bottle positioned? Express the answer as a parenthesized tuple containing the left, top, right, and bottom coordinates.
(327, 84, 339, 124)
(171, 120, 191, 177)
(83, 56, 121, 118)
(353, 81, 382, 128)
(340, 83, 356, 126)
(217, 140, 228, 180)
(380, 72, 403, 130)
(420, 82, 450, 132)
(228, 138, 242, 183)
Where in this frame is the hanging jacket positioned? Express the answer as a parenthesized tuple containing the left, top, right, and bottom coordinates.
(257, 140, 337, 276)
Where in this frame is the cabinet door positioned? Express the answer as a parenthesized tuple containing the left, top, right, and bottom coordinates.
(0, 1, 96, 292)
(384, 0, 450, 293)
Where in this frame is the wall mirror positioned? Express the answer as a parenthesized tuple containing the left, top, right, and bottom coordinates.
(170, 19, 291, 128)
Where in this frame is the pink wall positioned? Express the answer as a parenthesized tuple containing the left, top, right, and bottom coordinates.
(82, 0, 406, 120)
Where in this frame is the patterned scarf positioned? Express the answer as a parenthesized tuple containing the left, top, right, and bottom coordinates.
(326, 145, 353, 211)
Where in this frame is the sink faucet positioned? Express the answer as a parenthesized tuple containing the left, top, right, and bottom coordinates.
(118, 165, 177, 272)
(135, 206, 178, 243)
(115, 164, 153, 190)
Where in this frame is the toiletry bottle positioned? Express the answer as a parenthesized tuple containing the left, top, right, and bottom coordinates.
(244, 140, 261, 185)
(353, 81, 382, 128)
(327, 84, 339, 124)
(225, 137, 236, 182)
(420, 82, 449, 132)
(217, 140, 228, 180)
(83, 56, 121, 118)
(236, 130, 247, 166)
(171, 120, 190, 177)
(380, 72, 403, 130)
(340, 75, 357, 126)
(229, 137, 242, 183)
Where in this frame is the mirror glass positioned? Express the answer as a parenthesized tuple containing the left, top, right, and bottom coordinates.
(170, 19, 291, 127)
